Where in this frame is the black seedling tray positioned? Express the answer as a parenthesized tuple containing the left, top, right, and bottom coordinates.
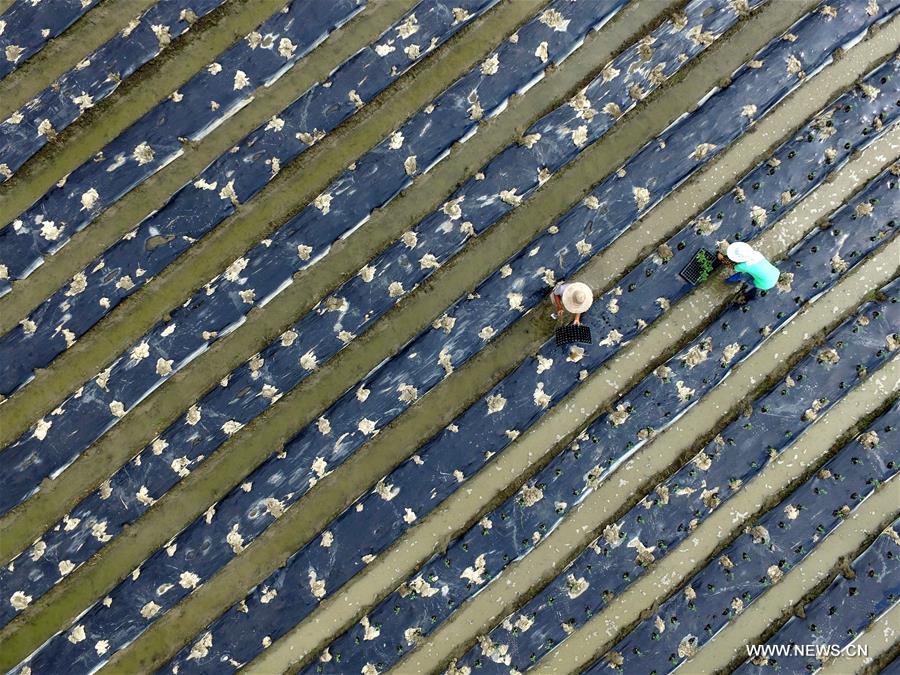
(555, 324, 592, 346)
(679, 248, 721, 285)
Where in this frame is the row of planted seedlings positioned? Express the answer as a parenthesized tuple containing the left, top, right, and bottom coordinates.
(0, 0, 232, 184)
(439, 280, 900, 674)
(443, 264, 899, 673)
(737, 507, 900, 674)
(1, 2, 892, 672)
(0, 0, 496, 379)
(582, 394, 899, 675)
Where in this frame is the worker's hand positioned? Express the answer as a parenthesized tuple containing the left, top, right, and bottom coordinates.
(573, 315, 581, 326)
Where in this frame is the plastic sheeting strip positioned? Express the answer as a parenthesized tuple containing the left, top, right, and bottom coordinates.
(0, 0, 98, 80)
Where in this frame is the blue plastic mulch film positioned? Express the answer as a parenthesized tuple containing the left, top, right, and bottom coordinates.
(0, 0, 229, 183)
(0, 0, 371, 299)
(4, 0, 894, 524)
(3, 6, 898, 663)
(293, 201, 899, 675)
(584, 401, 900, 675)
(735, 516, 900, 673)
(449, 283, 900, 674)
(0, 0, 98, 81)
(0, 0, 770, 510)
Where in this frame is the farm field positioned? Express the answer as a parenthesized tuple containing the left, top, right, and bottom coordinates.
(0, 0, 898, 673)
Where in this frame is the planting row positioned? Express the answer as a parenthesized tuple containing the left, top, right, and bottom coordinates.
(588, 401, 899, 674)
(304, 194, 899, 675)
(0, 0, 230, 183)
(737, 512, 900, 674)
(452, 288, 900, 674)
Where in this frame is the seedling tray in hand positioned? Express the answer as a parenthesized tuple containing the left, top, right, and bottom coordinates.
(679, 248, 721, 285)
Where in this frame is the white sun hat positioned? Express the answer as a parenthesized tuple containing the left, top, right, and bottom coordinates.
(726, 241, 762, 264)
(562, 281, 593, 314)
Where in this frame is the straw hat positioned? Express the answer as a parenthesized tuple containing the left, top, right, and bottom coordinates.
(726, 241, 762, 264)
(562, 282, 593, 314)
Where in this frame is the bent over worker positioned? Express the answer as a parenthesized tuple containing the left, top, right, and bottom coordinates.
(551, 281, 593, 325)
(719, 241, 780, 291)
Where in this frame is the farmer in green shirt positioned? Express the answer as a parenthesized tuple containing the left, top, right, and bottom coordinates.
(719, 241, 780, 291)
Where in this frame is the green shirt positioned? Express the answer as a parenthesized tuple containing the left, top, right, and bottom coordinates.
(735, 258, 780, 290)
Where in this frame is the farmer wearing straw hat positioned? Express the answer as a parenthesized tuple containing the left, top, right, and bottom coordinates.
(718, 241, 780, 291)
(551, 281, 594, 325)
